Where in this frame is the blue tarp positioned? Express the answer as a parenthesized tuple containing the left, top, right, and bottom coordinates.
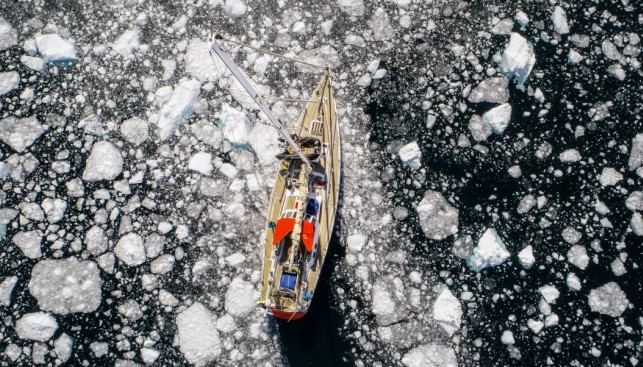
(305, 198, 319, 216)
(279, 273, 297, 291)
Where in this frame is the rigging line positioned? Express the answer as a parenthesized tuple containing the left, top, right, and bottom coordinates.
(215, 34, 326, 71)
(225, 88, 319, 103)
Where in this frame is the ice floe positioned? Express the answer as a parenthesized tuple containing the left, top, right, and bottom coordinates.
(482, 103, 512, 135)
(500, 33, 536, 86)
(468, 228, 510, 271)
(218, 103, 252, 146)
(120, 117, 149, 145)
(0, 18, 18, 50)
(112, 29, 140, 58)
(398, 141, 422, 169)
(15, 312, 58, 342)
(587, 282, 629, 317)
(176, 302, 221, 366)
(401, 343, 457, 367)
(467, 77, 509, 104)
(12, 230, 42, 259)
(0, 71, 19, 95)
(0, 116, 49, 153)
(224, 277, 258, 318)
(517, 245, 535, 269)
(188, 152, 213, 175)
(35, 34, 77, 62)
(114, 233, 146, 266)
(416, 190, 458, 240)
(82, 141, 123, 181)
(0, 276, 18, 307)
(432, 286, 462, 336)
(156, 80, 201, 140)
(551, 6, 570, 35)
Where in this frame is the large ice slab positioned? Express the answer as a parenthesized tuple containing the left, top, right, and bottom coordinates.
(500, 33, 536, 86)
(218, 103, 252, 146)
(416, 190, 458, 240)
(188, 152, 213, 175)
(0, 116, 49, 152)
(224, 277, 258, 318)
(120, 117, 149, 145)
(401, 343, 457, 367)
(468, 77, 509, 104)
(12, 230, 42, 259)
(482, 103, 512, 135)
(0, 18, 18, 50)
(112, 29, 140, 57)
(15, 312, 58, 342)
(432, 286, 462, 336)
(468, 228, 510, 271)
(551, 6, 570, 35)
(248, 123, 280, 167)
(176, 302, 221, 366)
(35, 34, 77, 62)
(0, 276, 18, 307)
(399, 142, 422, 169)
(82, 141, 123, 181)
(114, 233, 146, 266)
(223, 0, 247, 17)
(588, 282, 629, 317)
(186, 39, 228, 83)
(0, 71, 19, 96)
(28, 257, 102, 315)
(628, 134, 643, 171)
(156, 80, 201, 140)
(337, 0, 365, 16)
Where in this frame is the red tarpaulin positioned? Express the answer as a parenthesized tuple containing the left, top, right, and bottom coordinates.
(272, 218, 295, 245)
(301, 221, 315, 252)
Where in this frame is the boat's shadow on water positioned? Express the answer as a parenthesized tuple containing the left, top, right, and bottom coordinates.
(274, 170, 349, 367)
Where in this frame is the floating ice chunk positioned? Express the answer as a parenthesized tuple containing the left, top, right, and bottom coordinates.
(492, 19, 514, 35)
(29, 257, 102, 314)
(562, 227, 581, 244)
(559, 149, 581, 162)
(608, 64, 626, 81)
(551, 6, 570, 35)
(188, 152, 213, 175)
(41, 198, 67, 223)
(156, 80, 201, 140)
(482, 103, 512, 135)
(568, 49, 584, 64)
(150, 254, 175, 274)
(468, 77, 509, 104)
(545, 313, 559, 327)
(611, 258, 626, 276)
(82, 141, 123, 181)
(19, 202, 44, 221)
(0, 115, 49, 152)
(114, 233, 146, 266)
(566, 273, 581, 291)
(35, 34, 77, 62)
(12, 230, 42, 259)
(225, 277, 258, 318)
(292, 21, 306, 35)
(219, 163, 238, 178)
(159, 289, 179, 307)
(218, 103, 251, 146)
(225, 252, 246, 267)
(176, 302, 221, 365)
(515, 11, 529, 26)
(468, 115, 492, 142)
(118, 299, 143, 321)
(416, 190, 458, 240)
(0, 276, 18, 306)
(15, 312, 58, 341)
(630, 213, 643, 236)
(567, 245, 589, 270)
(216, 313, 236, 333)
(297, 45, 341, 73)
(599, 167, 623, 186)
(626, 191, 643, 211)
(628, 134, 643, 171)
(539, 285, 560, 304)
(337, 0, 365, 16)
(161, 59, 176, 80)
(401, 343, 457, 367)
(0, 18, 18, 50)
(112, 29, 140, 57)
(20, 55, 46, 71)
(517, 195, 536, 214)
(501, 330, 515, 345)
(500, 33, 536, 86)
(248, 123, 280, 166)
(223, 0, 247, 17)
(186, 39, 228, 82)
(120, 117, 149, 145)
(518, 245, 535, 269)
(191, 120, 224, 149)
(468, 228, 510, 271)
(433, 286, 462, 336)
(508, 165, 521, 178)
(145, 233, 165, 259)
(356, 74, 372, 88)
(588, 282, 629, 317)
(0, 208, 18, 224)
(601, 40, 623, 61)
(54, 333, 73, 363)
(90, 342, 109, 358)
(368, 8, 395, 41)
(398, 142, 422, 169)
(347, 233, 367, 253)
(141, 348, 160, 364)
(192, 259, 211, 277)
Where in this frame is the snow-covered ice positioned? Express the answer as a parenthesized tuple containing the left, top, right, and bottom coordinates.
(54, 333, 73, 363)
(224, 277, 258, 318)
(551, 6, 570, 35)
(416, 190, 458, 240)
(15, 312, 58, 342)
(112, 29, 140, 57)
(398, 141, 422, 169)
(0, 116, 49, 152)
(188, 152, 213, 175)
(35, 34, 77, 62)
(28, 257, 102, 315)
(566, 273, 581, 291)
(223, 0, 247, 17)
(347, 233, 367, 253)
(176, 302, 221, 366)
(156, 80, 201, 140)
(517, 245, 535, 269)
(114, 233, 146, 266)
(468, 228, 510, 271)
(628, 134, 643, 170)
(567, 245, 589, 270)
(337, 0, 365, 17)
(482, 103, 512, 135)
(120, 117, 149, 145)
(41, 198, 67, 223)
(0, 18, 18, 50)
(150, 254, 175, 274)
(0, 276, 18, 307)
(500, 33, 536, 86)
(20, 55, 46, 71)
(85, 225, 108, 256)
(599, 167, 623, 186)
(401, 343, 457, 367)
(501, 330, 515, 345)
(218, 103, 252, 146)
(539, 285, 560, 304)
(588, 282, 629, 317)
(468, 115, 492, 142)
(248, 123, 280, 166)
(432, 286, 462, 336)
(468, 77, 509, 104)
(12, 230, 42, 259)
(0, 71, 19, 96)
(82, 141, 123, 181)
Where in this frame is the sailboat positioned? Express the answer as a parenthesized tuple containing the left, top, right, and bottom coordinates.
(210, 35, 340, 320)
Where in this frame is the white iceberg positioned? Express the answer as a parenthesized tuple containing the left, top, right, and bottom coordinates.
(588, 282, 629, 317)
(156, 80, 201, 140)
(468, 228, 510, 271)
(482, 103, 512, 135)
(500, 33, 536, 86)
(35, 34, 77, 62)
(82, 141, 123, 181)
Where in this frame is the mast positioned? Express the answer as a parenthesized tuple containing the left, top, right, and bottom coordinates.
(210, 34, 312, 167)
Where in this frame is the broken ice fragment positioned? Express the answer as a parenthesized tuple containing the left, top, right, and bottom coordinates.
(35, 34, 77, 62)
(567, 245, 589, 270)
(0, 276, 18, 306)
(112, 29, 140, 58)
(176, 303, 221, 365)
(188, 152, 213, 175)
(500, 33, 536, 86)
(217, 103, 252, 146)
(517, 245, 535, 269)
(628, 134, 643, 171)
(0, 116, 49, 152)
(15, 312, 58, 341)
(482, 103, 512, 135)
(467, 77, 509, 104)
(398, 142, 421, 169)
(401, 343, 457, 367)
(156, 80, 201, 140)
(588, 282, 629, 317)
(114, 233, 146, 266)
(0, 71, 19, 95)
(82, 141, 124, 181)
(223, 0, 247, 17)
(12, 230, 42, 259)
(224, 277, 259, 318)
(468, 228, 510, 271)
(120, 117, 149, 145)
(0, 18, 18, 51)
(337, 0, 365, 17)
(432, 286, 462, 336)
(551, 6, 570, 35)
(417, 190, 458, 240)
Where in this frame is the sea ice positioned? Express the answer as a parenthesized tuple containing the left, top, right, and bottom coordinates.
(401, 343, 457, 367)
(432, 286, 462, 336)
(35, 34, 77, 62)
(517, 245, 535, 269)
(114, 233, 146, 266)
(156, 80, 201, 140)
(54, 333, 73, 363)
(186, 39, 227, 82)
(188, 152, 213, 175)
(0, 71, 19, 95)
(120, 117, 149, 145)
(15, 312, 58, 341)
(248, 123, 280, 166)
(467, 77, 509, 104)
(515, 11, 529, 26)
(141, 348, 160, 364)
(218, 103, 252, 146)
(559, 149, 581, 162)
(517, 195, 536, 214)
(347, 233, 367, 253)
(501, 330, 515, 345)
(468, 114, 492, 142)
(29, 257, 102, 315)
(398, 141, 422, 169)
(12, 230, 42, 259)
(223, 0, 247, 17)
(0, 18, 18, 50)
(145, 233, 165, 258)
(500, 33, 536, 86)
(588, 282, 629, 317)
(41, 198, 67, 223)
(150, 254, 175, 274)
(82, 141, 123, 181)
(225, 252, 246, 267)
(491, 19, 514, 36)
(630, 213, 643, 236)
(566, 273, 581, 291)
(112, 29, 140, 57)
(562, 227, 582, 244)
(468, 228, 510, 271)
(20, 55, 46, 71)
(551, 6, 570, 35)
(0, 116, 49, 152)
(0, 276, 18, 306)
(224, 277, 258, 318)
(118, 299, 143, 321)
(568, 49, 584, 64)
(337, 0, 365, 16)
(176, 302, 221, 366)
(539, 285, 560, 304)
(566, 245, 589, 270)
(416, 190, 459, 240)
(527, 319, 544, 334)
(482, 103, 512, 135)
(599, 167, 623, 186)
(628, 134, 643, 170)
(626, 191, 643, 211)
